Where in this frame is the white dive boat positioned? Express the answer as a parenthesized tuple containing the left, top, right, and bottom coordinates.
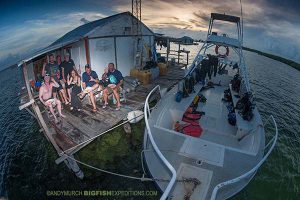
(143, 13, 278, 200)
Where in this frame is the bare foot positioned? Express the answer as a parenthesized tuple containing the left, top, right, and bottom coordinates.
(60, 113, 66, 118)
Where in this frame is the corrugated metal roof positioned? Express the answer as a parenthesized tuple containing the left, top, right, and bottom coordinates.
(51, 12, 130, 46)
(19, 12, 154, 66)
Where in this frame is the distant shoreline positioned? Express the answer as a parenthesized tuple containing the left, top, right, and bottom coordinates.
(243, 47, 300, 71)
(1, 46, 300, 73)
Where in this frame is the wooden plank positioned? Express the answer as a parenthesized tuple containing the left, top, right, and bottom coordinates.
(51, 121, 77, 150)
(19, 99, 35, 110)
(44, 63, 185, 164)
(37, 63, 184, 158)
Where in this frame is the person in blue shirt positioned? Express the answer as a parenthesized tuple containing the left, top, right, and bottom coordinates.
(81, 64, 99, 112)
(102, 63, 123, 110)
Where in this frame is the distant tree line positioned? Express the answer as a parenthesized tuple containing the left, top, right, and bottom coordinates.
(243, 47, 300, 71)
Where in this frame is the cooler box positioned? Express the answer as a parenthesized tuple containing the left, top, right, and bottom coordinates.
(150, 67, 159, 80)
(158, 63, 167, 75)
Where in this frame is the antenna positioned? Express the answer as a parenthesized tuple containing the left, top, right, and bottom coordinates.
(132, 0, 142, 35)
(131, 0, 143, 68)
(240, 0, 244, 45)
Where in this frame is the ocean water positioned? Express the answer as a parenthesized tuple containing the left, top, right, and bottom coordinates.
(0, 48, 299, 199)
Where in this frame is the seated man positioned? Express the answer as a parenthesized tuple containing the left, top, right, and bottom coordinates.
(39, 74, 66, 123)
(103, 63, 123, 110)
(81, 64, 99, 113)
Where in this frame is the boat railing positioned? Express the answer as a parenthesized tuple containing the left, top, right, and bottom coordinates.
(144, 85, 177, 200)
(210, 115, 278, 200)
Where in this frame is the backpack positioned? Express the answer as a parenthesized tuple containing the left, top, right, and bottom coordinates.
(182, 110, 203, 123)
(182, 123, 203, 137)
(182, 79, 189, 98)
(188, 76, 195, 93)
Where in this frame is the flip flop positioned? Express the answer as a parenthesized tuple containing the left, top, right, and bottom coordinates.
(78, 93, 87, 100)
(92, 108, 97, 113)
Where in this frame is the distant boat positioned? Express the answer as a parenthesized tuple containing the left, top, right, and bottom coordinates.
(175, 36, 197, 45)
(143, 12, 278, 200)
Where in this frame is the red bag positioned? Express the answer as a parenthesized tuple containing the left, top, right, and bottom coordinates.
(182, 112, 202, 123)
(182, 123, 203, 137)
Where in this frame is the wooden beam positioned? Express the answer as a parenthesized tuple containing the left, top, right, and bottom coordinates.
(166, 38, 170, 65)
(22, 62, 33, 100)
(25, 107, 38, 120)
(55, 141, 92, 164)
(19, 99, 34, 110)
(114, 36, 118, 69)
(177, 44, 181, 64)
(84, 37, 90, 65)
(22, 62, 62, 154)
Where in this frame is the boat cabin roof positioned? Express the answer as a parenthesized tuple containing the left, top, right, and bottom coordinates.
(207, 34, 241, 48)
(211, 13, 240, 23)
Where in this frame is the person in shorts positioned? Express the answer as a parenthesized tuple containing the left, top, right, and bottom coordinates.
(42, 54, 69, 105)
(39, 74, 66, 123)
(102, 63, 123, 110)
(80, 64, 99, 113)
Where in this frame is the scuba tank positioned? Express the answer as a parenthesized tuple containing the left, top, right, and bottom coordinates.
(175, 81, 184, 102)
(183, 78, 189, 98)
(189, 75, 196, 93)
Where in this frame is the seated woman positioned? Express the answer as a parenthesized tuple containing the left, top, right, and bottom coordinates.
(99, 67, 109, 90)
(67, 69, 82, 111)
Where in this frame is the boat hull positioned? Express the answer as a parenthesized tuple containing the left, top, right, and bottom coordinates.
(143, 76, 265, 200)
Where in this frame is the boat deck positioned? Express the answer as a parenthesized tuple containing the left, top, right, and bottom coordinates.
(37, 64, 186, 155)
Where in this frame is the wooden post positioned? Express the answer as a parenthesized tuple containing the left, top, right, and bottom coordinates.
(84, 37, 90, 65)
(23, 62, 34, 100)
(187, 52, 189, 66)
(177, 43, 181, 64)
(166, 38, 170, 66)
(22, 61, 84, 178)
(114, 36, 118, 69)
(22, 62, 59, 150)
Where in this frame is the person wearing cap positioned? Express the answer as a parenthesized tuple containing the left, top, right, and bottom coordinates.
(42, 54, 69, 105)
(61, 53, 76, 82)
(39, 74, 66, 123)
(81, 64, 99, 112)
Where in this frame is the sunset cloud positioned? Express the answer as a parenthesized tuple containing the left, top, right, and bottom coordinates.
(0, 0, 300, 69)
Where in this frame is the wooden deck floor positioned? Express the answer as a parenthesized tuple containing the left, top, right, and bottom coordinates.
(41, 64, 186, 155)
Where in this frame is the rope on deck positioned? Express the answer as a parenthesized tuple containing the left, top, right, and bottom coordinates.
(64, 153, 201, 187)
(65, 154, 154, 181)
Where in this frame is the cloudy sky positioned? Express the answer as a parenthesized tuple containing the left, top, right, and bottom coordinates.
(0, 0, 300, 69)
